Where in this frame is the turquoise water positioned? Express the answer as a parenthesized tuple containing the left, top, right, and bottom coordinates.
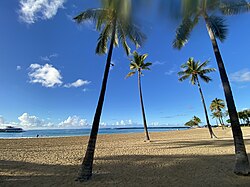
(0, 127, 189, 139)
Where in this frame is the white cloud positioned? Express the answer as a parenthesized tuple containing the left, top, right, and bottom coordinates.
(19, 0, 66, 24)
(0, 116, 5, 127)
(29, 63, 63, 87)
(40, 53, 58, 62)
(165, 65, 177, 76)
(112, 119, 138, 126)
(151, 121, 160, 126)
(64, 79, 91, 88)
(152, 61, 166, 66)
(165, 70, 175, 76)
(18, 113, 51, 128)
(230, 69, 250, 82)
(16, 66, 22, 71)
(58, 116, 89, 128)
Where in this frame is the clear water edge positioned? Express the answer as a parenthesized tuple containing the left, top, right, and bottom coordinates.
(0, 127, 189, 139)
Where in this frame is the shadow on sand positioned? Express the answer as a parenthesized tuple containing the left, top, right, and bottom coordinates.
(1, 138, 250, 186)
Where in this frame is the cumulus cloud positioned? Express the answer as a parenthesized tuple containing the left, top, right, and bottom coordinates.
(58, 116, 89, 128)
(64, 79, 91, 88)
(28, 63, 63, 87)
(19, 0, 66, 24)
(18, 113, 48, 128)
(230, 69, 250, 82)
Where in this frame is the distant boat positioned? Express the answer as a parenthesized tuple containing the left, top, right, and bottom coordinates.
(0, 126, 24, 133)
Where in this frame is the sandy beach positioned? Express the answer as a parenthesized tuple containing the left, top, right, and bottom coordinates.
(1, 127, 250, 187)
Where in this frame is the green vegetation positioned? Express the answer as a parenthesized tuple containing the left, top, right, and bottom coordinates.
(178, 58, 216, 138)
(185, 116, 201, 127)
(238, 109, 250, 125)
(126, 51, 152, 141)
(210, 98, 226, 129)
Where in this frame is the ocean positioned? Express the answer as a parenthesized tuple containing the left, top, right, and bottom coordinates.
(0, 127, 189, 139)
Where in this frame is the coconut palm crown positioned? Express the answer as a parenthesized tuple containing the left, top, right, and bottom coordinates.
(173, 0, 250, 49)
(126, 51, 152, 77)
(74, 0, 146, 56)
(178, 57, 215, 85)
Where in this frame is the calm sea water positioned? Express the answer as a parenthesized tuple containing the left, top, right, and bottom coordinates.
(0, 127, 189, 139)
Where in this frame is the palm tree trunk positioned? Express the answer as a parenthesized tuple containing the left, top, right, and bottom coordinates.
(204, 16, 250, 175)
(138, 70, 150, 141)
(77, 18, 117, 181)
(196, 78, 217, 138)
(218, 116, 224, 130)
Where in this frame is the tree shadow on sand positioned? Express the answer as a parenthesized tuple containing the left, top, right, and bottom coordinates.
(148, 138, 250, 150)
(1, 153, 250, 187)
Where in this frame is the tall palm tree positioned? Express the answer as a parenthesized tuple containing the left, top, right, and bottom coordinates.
(210, 98, 226, 129)
(74, 0, 145, 181)
(173, 0, 250, 175)
(126, 51, 152, 141)
(178, 57, 216, 138)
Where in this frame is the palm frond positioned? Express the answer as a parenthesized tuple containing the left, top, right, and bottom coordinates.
(125, 71, 136, 78)
(129, 62, 138, 70)
(118, 19, 147, 48)
(143, 62, 152, 67)
(207, 15, 228, 42)
(117, 24, 131, 55)
(206, 0, 221, 11)
(95, 22, 112, 54)
(140, 54, 148, 62)
(74, 9, 111, 30)
(199, 68, 216, 74)
(220, 0, 250, 15)
(173, 16, 199, 49)
(178, 74, 190, 82)
(199, 74, 212, 83)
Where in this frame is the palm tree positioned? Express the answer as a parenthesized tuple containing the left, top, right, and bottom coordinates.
(74, 0, 145, 181)
(185, 116, 201, 127)
(238, 110, 250, 125)
(210, 98, 226, 129)
(178, 57, 216, 138)
(173, 0, 250, 175)
(126, 51, 152, 141)
(193, 116, 202, 126)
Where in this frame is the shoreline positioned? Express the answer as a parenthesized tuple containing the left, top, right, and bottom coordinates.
(0, 126, 190, 139)
(1, 127, 250, 186)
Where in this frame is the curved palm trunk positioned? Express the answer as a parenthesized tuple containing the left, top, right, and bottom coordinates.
(138, 70, 150, 141)
(77, 18, 117, 181)
(204, 16, 250, 175)
(196, 78, 217, 138)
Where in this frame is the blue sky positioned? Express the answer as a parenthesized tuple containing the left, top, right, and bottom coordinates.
(0, 0, 249, 129)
